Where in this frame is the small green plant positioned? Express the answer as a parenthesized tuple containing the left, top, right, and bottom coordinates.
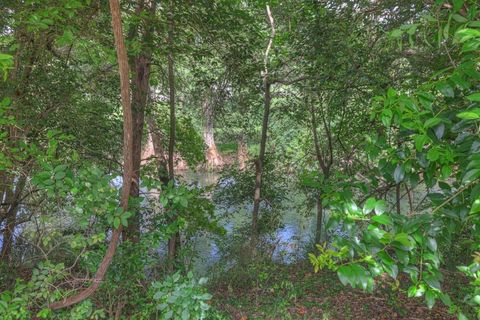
(457, 258, 480, 319)
(151, 271, 212, 320)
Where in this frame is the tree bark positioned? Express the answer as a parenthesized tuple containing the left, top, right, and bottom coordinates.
(0, 174, 26, 261)
(395, 183, 401, 214)
(309, 99, 331, 244)
(314, 192, 323, 244)
(49, 0, 134, 309)
(146, 116, 169, 185)
(237, 135, 248, 171)
(123, 0, 156, 243)
(203, 90, 222, 168)
(166, 0, 179, 272)
(251, 4, 275, 251)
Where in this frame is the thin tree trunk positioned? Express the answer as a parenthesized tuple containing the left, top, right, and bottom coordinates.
(251, 4, 275, 251)
(314, 192, 323, 244)
(309, 99, 330, 244)
(166, 0, 179, 271)
(49, 0, 134, 309)
(395, 183, 401, 214)
(406, 184, 413, 214)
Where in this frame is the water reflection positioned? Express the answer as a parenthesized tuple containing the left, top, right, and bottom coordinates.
(180, 170, 315, 274)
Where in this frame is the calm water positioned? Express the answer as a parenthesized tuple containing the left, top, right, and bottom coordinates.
(180, 171, 316, 274)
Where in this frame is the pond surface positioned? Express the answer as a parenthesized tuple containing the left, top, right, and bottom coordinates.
(180, 171, 316, 275)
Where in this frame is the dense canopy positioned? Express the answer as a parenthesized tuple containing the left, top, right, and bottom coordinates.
(0, 0, 479, 319)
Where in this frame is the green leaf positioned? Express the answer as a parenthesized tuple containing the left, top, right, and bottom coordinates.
(458, 313, 468, 320)
(394, 164, 405, 184)
(441, 165, 452, 179)
(427, 237, 437, 251)
(414, 135, 429, 151)
(371, 214, 392, 226)
(337, 264, 369, 290)
(381, 109, 393, 127)
(390, 29, 403, 39)
(467, 92, 480, 101)
(181, 309, 190, 320)
(54, 171, 66, 180)
(113, 217, 120, 229)
(374, 200, 387, 215)
(427, 148, 440, 161)
(470, 198, 480, 214)
(462, 169, 480, 184)
(457, 111, 480, 120)
(452, 14, 468, 23)
(453, 0, 464, 12)
(424, 117, 441, 129)
(393, 233, 412, 248)
(363, 197, 376, 214)
(425, 289, 436, 309)
(121, 216, 128, 227)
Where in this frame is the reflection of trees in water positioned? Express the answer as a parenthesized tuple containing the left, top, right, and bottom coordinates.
(181, 171, 322, 272)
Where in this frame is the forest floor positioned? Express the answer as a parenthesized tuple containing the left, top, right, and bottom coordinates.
(210, 261, 469, 320)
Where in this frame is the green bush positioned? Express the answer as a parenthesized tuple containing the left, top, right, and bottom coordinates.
(151, 271, 212, 320)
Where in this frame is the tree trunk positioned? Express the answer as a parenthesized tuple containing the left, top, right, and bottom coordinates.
(166, 0, 179, 272)
(237, 135, 248, 170)
(309, 99, 331, 244)
(49, 0, 134, 309)
(251, 5, 275, 251)
(146, 116, 169, 185)
(123, 0, 156, 243)
(395, 183, 401, 214)
(0, 174, 26, 261)
(314, 192, 323, 244)
(203, 91, 222, 168)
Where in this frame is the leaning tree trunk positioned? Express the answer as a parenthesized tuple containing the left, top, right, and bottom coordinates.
(49, 0, 134, 309)
(251, 4, 275, 252)
(203, 92, 222, 168)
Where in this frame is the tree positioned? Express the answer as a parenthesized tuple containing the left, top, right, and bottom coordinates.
(48, 0, 134, 309)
